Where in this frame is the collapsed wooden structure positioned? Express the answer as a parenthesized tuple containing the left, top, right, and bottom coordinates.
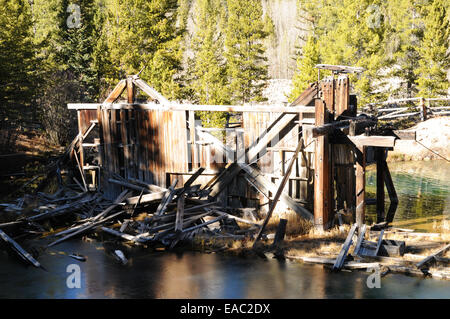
(67, 66, 413, 234)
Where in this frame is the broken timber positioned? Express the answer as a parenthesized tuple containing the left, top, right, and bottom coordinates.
(332, 223, 358, 271)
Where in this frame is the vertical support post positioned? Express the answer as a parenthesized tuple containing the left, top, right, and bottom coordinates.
(314, 99, 332, 230)
(383, 160, 398, 223)
(376, 147, 385, 223)
(189, 111, 198, 169)
(420, 97, 427, 121)
(272, 218, 287, 248)
(355, 145, 366, 228)
(76, 110, 85, 175)
(127, 77, 135, 104)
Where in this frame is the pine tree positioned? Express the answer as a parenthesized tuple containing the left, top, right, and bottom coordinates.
(415, 0, 450, 97)
(189, 0, 228, 127)
(32, 0, 105, 144)
(0, 0, 37, 122)
(225, 0, 269, 104)
(104, 0, 184, 100)
(293, 0, 388, 105)
(289, 35, 319, 101)
(382, 0, 423, 98)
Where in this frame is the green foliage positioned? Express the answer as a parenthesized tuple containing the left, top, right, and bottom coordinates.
(103, 0, 184, 100)
(289, 36, 319, 102)
(189, 0, 228, 127)
(415, 0, 450, 97)
(0, 0, 36, 121)
(293, 0, 450, 105)
(225, 0, 269, 104)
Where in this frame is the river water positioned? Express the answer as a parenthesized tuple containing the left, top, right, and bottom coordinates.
(0, 160, 449, 298)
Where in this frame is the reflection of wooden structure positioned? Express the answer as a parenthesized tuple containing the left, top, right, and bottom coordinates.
(68, 69, 409, 231)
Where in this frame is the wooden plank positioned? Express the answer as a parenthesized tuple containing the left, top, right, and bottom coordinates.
(374, 229, 385, 256)
(416, 244, 450, 269)
(353, 224, 367, 256)
(0, 229, 42, 268)
(155, 179, 179, 216)
(68, 103, 315, 114)
(104, 80, 127, 104)
(314, 99, 332, 230)
(347, 135, 396, 148)
(175, 195, 185, 231)
(332, 223, 358, 271)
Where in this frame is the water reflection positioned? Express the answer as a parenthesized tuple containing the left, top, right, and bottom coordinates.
(1, 241, 450, 298)
(1, 160, 450, 298)
(366, 160, 450, 232)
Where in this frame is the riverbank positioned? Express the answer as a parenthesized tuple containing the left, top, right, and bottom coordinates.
(387, 117, 450, 162)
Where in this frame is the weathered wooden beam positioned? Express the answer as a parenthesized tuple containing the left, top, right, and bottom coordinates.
(314, 99, 332, 230)
(155, 179, 179, 216)
(254, 137, 305, 245)
(272, 218, 287, 248)
(333, 223, 358, 271)
(67, 103, 315, 114)
(353, 224, 367, 256)
(347, 135, 396, 148)
(132, 77, 169, 104)
(376, 148, 385, 223)
(416, 244, 450, 269)
(355, 145, 366, 227)
(0, 229, 42, 268)
(175, 195, 185, 232)
(104, 79, 127, 104)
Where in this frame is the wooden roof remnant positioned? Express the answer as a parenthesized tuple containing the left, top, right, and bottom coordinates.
(315, 64, 365, 74)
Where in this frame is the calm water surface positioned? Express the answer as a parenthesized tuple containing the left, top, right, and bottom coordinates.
(0, 160, 449, 298)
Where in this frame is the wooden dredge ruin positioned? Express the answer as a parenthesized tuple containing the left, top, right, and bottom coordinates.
(2, 64, 449, 280)
(68, 65, 409, 233)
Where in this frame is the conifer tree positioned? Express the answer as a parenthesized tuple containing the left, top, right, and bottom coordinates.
(415, 0, 450, 97)
(225, 0, 269, 104)
(0, 0, 36, 121)
(104, 0, 184, 100)
(289, 35, 319, 101)
(189, 0, 228, 127)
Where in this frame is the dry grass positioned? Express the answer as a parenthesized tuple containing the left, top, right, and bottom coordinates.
(265, 212, 314, 236)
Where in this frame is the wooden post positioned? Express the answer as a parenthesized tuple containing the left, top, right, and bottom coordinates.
(189, 111, 198, 169)
(314, 99, 332, 230)
(355, 145, 366, 228)
(376, 147, 385, 223)
(272, 218, 287, 248)
(420, 97, 427, 121)
(175, 195, 185, 232)
(383, 160, 398, 223)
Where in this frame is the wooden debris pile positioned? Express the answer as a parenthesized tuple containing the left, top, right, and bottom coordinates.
(0, 166, 263, 268)
(287, 223, 450, 280)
